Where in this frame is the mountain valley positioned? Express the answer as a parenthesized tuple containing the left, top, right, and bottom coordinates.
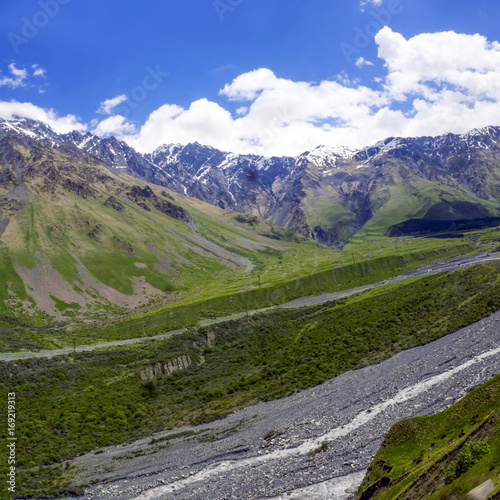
(1, 118, 500, 500)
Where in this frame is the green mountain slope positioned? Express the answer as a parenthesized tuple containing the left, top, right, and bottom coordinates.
(0, 136, 318, 323)
(357, 374, 500, 500)
(298, 152, 500, 244)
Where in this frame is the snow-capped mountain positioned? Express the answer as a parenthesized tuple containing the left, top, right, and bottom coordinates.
(1, 117, 499, 244)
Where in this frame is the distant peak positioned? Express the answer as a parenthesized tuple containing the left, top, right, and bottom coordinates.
(307, 144, 359, 160)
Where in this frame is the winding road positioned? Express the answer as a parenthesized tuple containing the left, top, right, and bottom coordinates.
(2, 251, 499, 362)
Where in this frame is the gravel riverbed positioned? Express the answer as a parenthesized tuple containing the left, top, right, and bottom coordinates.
(69, 308, 500, 500)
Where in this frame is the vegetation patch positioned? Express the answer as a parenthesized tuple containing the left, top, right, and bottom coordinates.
(308, 440, 330, 457)
(49, 295, 82, 313)
(357, 375, 500, 499)
(235, 214, 259, 225)
(444, 441, 490, 484)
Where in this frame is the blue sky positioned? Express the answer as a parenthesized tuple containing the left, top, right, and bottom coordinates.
(1, 0, 500, 155)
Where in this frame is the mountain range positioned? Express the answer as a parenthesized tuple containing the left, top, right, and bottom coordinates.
(2, 118, 500, 247)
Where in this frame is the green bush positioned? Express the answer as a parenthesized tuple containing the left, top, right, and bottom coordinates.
(445, 441, 490, 483)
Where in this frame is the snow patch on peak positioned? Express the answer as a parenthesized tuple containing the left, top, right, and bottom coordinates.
(0, 118, 62, 144)
(303, 145, 358, 173)
(153, 143, 184, 155)
(463, 125, 498, 139)
(218, 153, 241, 171)
(77, 135, 96, 150)
(151, 144, 185, 165)
(311, 145, 359, 159)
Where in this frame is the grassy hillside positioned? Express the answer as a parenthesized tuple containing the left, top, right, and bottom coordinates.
(1, 242, 474, 351)
(357, 374, 500, 499)
(0, 134, 485, 351)
(0, 138, 328, 324)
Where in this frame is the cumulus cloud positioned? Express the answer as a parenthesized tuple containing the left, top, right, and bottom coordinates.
(4, 29, 500, 157)
(123, 72, 387, 155)
(376, 28, 500, 100)
(0, 100, 86, 134)
(122, 28, 500, 156)
(220, 68, 288, 101)
(97, 94, 128, 115)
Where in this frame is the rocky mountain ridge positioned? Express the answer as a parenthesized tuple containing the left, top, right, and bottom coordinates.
(1, 118, 499, 244)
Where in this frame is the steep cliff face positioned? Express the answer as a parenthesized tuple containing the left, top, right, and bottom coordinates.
(139, 354, 192, 381)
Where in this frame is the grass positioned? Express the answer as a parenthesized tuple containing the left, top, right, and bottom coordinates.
(0, 241, 475, 351)
(2, 142, 326, 323)
(2, 262, 500, 498)
(2, 141, 489, 341)
(300, 158, 499, 243)
(357, 375, 500, 499)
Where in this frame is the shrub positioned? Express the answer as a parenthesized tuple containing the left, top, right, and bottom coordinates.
(445, 441, 490, 483)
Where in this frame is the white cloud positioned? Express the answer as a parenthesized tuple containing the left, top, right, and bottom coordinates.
(355, 57, 374, 68)
(0, 101, 86, 134)
(360, 0, 383, 12)
(0, 64, 29, 88)
(125, 99, 243, 153)
(376, 28, 500, 100)
(123, 29, 500, 156)
(0, 63, 47, 90)
(97, 94, 128, 115)
(220, 68, 288, 101)
(5, 30, 500, 157)
(32, 64, 46, 78)
(92, 114, 135, 137)
(124, 75, 387, 155)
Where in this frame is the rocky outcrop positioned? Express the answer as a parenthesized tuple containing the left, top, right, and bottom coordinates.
(139, 354, 192, 382)
(153, 199, 190, 222)
(103, 196, 124, 212)
(129, 185, 155, 201)
(128, 185, 190, 221)
(62, 178, 95, 199)
(0, 216, 9, 243)
(205, 331, 216, 346)
(137, 202, 151, 212)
